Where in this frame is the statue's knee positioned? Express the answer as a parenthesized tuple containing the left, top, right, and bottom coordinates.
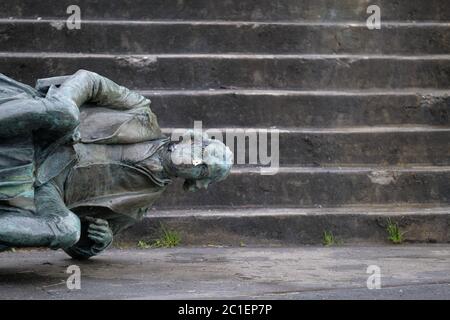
(50, 212, 81, 249)
(62, 213, 81, 248)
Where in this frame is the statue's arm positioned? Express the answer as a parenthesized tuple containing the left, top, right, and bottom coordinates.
(49, 69, 150, 111)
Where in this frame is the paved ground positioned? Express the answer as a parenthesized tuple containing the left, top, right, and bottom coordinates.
(1, 245, 450, 299)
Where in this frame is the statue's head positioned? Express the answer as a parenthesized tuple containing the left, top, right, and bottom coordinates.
(166, 130, 233, 192)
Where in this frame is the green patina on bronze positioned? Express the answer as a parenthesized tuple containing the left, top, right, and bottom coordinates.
(0, 70, 232, 259)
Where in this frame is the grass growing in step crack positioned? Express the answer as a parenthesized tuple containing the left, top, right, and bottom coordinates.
(386, 219, 405, 244)
(137, 240, 151, 249)
(153, 224, 181, 248)
(137, 224, 181, 249)
(322, 231, 336, 246)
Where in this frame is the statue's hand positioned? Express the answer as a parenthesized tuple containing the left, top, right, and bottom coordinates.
(36, 75, 71, 94)
(84, 217, 113, 252)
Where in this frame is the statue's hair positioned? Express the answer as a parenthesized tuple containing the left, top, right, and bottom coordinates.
(202, 139, 233, 182)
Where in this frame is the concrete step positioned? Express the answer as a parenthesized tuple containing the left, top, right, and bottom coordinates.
(116, 205, 450, 245)
(1, 0, 449, 21)
(147, 90, 450, 127)
(2, 53, 450, 90)
(154, 166, 450, 209)
(162, 126, 450, 166)
(2, 20, 450, 55)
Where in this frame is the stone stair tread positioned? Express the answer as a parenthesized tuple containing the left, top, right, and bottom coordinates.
(155, 167, 450, 208)
(146, 89, 450, 127)
(4, 19, 449, 55)
(147, 205, 450, 218)
(116, 204, 450, 245)
(4, 18, 450, 26)
(2, 52, 449, 90)
(162, 125, 450, 133)
(162, 127, 450, 166)
(229, 166, 450, 173)
(141, 88, 450, 96)
(2, 0, 449, 22)
(3, 52, 450, 59)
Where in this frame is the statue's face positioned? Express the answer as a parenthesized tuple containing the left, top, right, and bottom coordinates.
(167, 135, 233, 192)
(169, 140, 209, 178)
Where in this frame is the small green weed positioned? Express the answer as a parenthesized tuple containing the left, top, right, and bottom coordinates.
(323, 231, 336, 246)
(137, 225, 181, 249)
(386, 219, 405, 244)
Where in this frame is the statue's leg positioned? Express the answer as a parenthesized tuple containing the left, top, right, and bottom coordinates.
(0, 183, 81, 249)
(0, 206, 80, 249)
(0, 207, 56, 248)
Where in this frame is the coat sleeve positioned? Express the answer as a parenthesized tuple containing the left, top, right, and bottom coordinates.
(45, 70, 163, 144)
(47, 69, 151, 111)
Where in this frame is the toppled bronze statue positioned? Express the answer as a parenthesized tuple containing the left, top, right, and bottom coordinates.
(0, 70, 233, 259)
